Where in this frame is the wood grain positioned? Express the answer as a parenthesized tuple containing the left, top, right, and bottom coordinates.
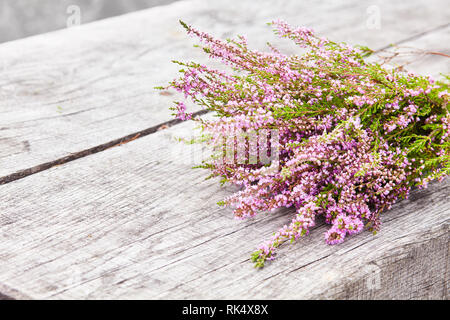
(0, 118, 448, 299)
(0, 0, 449, 300)
(1, 0, 449, 177)
(370, 26, 450, 77)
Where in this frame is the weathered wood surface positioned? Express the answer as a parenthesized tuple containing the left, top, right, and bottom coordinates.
(1, 0, 449, 178)
(371, 27, 450, 77)
(0, 119, 448, 299)
(0, 0, 449, 300)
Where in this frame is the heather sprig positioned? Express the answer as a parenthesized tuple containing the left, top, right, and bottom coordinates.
(160, 20, 449, 268)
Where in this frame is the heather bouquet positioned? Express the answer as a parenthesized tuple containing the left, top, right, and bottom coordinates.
(158, 20, 449, 268)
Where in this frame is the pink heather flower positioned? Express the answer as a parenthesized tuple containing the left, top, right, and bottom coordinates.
(385, 123, 397, 133)
(325, 227, 346, 245)
(167, 20, 450, 267)
(175, 102, 192, 120)
(438, 90, 448, 98)
(406, 104, 417, 116)
(396, 115, 410, 128)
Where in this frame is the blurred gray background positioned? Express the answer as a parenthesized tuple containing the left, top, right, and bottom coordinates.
(0, 0, 179, 43)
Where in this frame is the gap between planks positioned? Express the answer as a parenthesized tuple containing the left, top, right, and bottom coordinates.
(0, 23, 448, 186)
(0, 109, 208, 186)
(375, 22, 449, 52)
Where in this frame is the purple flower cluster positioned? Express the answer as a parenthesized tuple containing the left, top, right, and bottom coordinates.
(162, 20, 450, 267)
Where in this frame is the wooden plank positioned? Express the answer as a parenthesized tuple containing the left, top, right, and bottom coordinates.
(0, 0, 180, 43)
(1, 0, 449, 177)
(0, 115, 448, 299)
(371, 27, 450, 78)
(0, 0, 448, 300)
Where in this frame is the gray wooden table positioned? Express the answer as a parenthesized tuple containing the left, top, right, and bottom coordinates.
(0, 0, 449, 299)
